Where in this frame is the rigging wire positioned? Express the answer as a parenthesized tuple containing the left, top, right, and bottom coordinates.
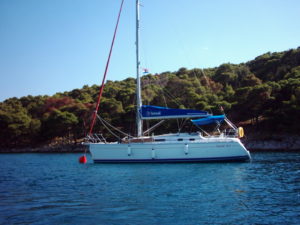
(88, 0, 125, 136)
(97, 115, 121, 141)
(151, 75, 183, 107)
(96, 114, 133, 138)
(159, 86, 168, 107)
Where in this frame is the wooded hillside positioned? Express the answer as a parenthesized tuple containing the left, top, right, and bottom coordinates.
(1, 47, 299, 148)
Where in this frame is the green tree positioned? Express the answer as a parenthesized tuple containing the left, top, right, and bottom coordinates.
(41, 109, 78, 140)
(0, 98, 33, 146)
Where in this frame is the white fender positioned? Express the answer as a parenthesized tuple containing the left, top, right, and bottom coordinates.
(127, 145, 131, 156)
(184, 144, 189, 155)
(152, 148, 156, 159)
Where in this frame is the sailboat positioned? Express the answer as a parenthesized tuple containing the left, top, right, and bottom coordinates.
(85, 0, 251, 163)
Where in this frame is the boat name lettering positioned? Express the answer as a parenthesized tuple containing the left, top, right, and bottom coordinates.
(148, 111, 161, 116)
(216, 144, 231, 148)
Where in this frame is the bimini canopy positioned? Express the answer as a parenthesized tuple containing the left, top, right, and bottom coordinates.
(140, 105, 210, 120)
(191, 115, 225, 126)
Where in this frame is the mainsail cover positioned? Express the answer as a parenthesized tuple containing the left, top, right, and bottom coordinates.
(191, 115, 225, 126)
(140, 105, 209, 120)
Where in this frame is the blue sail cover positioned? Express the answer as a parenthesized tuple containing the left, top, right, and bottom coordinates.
(140, 105, 209, 120)
(191, 115, 225, 126)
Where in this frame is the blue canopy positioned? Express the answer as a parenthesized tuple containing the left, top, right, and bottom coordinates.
(191, 115, 225, 126)
(140, 105, 209, 120)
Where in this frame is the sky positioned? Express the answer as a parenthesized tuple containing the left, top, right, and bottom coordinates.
(0, 0, 299, 102)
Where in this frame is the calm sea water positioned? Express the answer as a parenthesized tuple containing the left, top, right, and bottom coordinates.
(0, 152, 299, 225)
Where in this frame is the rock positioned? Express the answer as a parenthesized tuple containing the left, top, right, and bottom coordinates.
(0, 144, 88, 153)
(243, 135, 300, 151)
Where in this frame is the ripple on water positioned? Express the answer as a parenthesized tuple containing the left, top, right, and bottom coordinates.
(0, 152, 299, 225)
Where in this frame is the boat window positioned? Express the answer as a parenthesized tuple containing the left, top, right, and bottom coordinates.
(189, 138, 195, 141)
(177, 138, 183, 141)
(155, 139, 165, 142)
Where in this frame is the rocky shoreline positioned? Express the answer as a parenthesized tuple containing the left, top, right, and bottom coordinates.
(243, 135, 300, 151)
(1, 136, 299, 153)
(0, 144, 88, 153)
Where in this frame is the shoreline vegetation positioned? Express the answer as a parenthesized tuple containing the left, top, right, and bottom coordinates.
(1, 135, 300, 153)
(1, 47, 300, 152)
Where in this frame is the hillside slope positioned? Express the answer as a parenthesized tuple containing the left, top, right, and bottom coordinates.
(0, 47, 299, 148)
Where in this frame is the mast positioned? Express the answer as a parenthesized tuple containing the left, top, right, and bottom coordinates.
(136, 0, 143, 137)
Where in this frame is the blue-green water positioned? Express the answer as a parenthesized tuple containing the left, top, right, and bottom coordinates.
(0, 152, 299, 225)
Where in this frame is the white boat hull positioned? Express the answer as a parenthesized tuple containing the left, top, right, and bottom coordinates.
(88, 138, 251, 163)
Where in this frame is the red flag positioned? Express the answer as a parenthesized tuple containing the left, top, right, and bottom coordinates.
(142, 68, 149, 74)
